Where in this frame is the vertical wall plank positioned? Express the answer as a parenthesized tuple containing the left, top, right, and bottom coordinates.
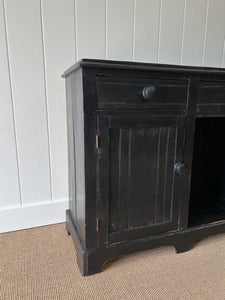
(158, 0, 185, 64)
(4, 0, 51, 205)
(76, 0, 105, 60)
(182, 0, 207, 66)
(107, 0, 134, 60)
(0, 0, 20, 208)
(202, 0, 225, 67)
(222, 40, 225, 68)
(41, 0, 75, 202)
(134, 0, 161, 63)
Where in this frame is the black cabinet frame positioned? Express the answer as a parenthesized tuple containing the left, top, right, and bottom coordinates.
(63, 59, 225, 276)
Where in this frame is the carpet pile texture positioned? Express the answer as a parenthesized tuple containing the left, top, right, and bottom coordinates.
(1, 223, 225, 299)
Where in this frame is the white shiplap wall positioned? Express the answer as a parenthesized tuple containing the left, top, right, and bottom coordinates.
(1, 0, 225, 233)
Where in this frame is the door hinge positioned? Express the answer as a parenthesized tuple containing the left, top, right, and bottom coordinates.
(96, 218, 100, 231)
(96, 135, 100, 149)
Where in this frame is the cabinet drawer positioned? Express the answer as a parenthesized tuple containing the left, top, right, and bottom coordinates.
(197, 80, 225, 115)
(198, 80, 225, 105)
(96, 75, 189, 110)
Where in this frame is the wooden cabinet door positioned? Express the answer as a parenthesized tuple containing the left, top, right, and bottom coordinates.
(96, 115, 185, 245)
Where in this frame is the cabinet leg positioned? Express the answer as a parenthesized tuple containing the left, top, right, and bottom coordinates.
(66, 223, 71, 235)
(175, 240, 192, 253)
(78, 252, 105, 276)
(66, 210, 105, 275)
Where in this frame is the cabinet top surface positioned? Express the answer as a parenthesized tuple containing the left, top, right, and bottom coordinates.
(62, 58, 225, 78)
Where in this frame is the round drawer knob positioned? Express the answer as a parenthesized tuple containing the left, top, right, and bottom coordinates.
(174, 162, 187, 174)
(142, 86, 156, 100)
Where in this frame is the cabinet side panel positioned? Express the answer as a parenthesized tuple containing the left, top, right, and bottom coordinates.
(66, 75, 75, 220)
(83, 69, 98, 248)
(66, 69, 85, 244)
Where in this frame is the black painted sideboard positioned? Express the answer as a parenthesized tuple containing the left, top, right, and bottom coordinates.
(63, 59, 225, 276)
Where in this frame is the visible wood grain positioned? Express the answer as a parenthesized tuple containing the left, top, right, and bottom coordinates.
(3, 0, 225, 230)
(66, 69, 86, 244)
(98, 115, 184, 243)
(65, 75, 76, 223)
(129, 126, 159, 227)
(108, 128, 120, 232)
(72, 69, 86, 244)
(118, 129, 130, 230)
(64, 59, 225, 276)
(96, 75, 188, 110)
(97, 116, 110, 246)
(162, 127, 177, 223)
(82, 69, 99, 248)
(198, 80, 225, 103)
(197, 78, 225, 115)
(155, 127, 168, 223)
(66, 209, 225, 276)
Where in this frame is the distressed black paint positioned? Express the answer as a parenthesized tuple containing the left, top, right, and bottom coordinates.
(63, 59, 225, 276)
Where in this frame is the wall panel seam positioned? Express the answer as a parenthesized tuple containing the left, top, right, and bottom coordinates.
(157, 0, 163, 63)
(73, 0, 77, 61)
(104, 0, 106, 59)
(180, 0, 187, 65)
(2, 0, 22, 206)
(74, 0, 78, 61)
(105, 0, 108, 59)
(40, 0, 53, 202)
(201, 0, 209, 66)
(221, 36, 225, 67)
(132, 0, 136, 61)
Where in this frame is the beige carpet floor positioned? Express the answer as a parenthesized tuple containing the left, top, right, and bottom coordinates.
(0, 224, 225, 300)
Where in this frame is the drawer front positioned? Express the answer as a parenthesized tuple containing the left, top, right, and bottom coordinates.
(198, 80, 225, 104)
(96, 76, 189, 110)
(197, 80, 225, 115)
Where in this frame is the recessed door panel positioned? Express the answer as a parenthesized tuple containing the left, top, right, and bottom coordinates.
(97, 115, 185, 244)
